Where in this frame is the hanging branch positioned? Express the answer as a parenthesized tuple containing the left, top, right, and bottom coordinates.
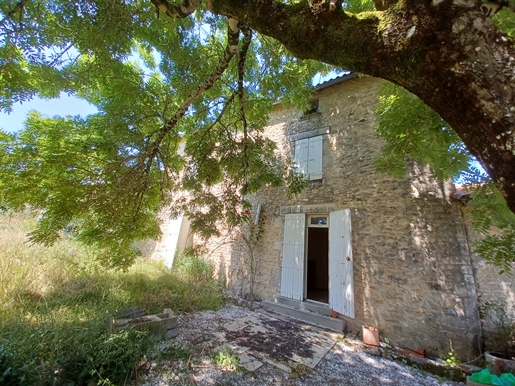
(120, 18, 241, 221)
(237, 23, 252, 134)
(237, 24, 252, 192)
(145, 18, 240, 164)
(0, 0, 29, 28)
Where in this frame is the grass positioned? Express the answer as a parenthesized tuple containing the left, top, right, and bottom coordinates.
(0, 210, 226, 385)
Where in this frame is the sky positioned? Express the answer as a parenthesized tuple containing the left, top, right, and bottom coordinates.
(0, 69, 342, 135)
(0, 94, 98, 134)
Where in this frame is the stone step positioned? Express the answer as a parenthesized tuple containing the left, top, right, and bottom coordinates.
(273, 296, 334, 317)
(261, 298, 345, 332)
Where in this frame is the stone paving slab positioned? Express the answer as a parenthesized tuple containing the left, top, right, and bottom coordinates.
(215, 311, 335, 372)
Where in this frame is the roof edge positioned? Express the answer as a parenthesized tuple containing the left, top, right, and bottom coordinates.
(314, 72, 357, 90)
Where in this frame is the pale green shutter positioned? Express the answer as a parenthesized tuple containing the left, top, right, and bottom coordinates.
(329, 209, 354, 317)
(294, 139, 309, 177)
(308, 135, 323, 180)
(280, 213, 306, 300)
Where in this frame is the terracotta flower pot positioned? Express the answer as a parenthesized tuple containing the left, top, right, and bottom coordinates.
(362, 326, 380, 346)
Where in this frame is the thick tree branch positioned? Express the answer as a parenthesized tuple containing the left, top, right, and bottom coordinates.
(211, 0, 383, 70)
(237, 24, 251, 134)
(209, 0, 515, 213)
(146, 17, 240, 168)
(237, 23, 252, 189)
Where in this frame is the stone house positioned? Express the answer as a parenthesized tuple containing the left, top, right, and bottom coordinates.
(150, 74, 515, 360)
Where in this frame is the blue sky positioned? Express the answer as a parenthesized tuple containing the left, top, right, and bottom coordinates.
(0, 94, 98, 134)
(0, 69, 343, 135)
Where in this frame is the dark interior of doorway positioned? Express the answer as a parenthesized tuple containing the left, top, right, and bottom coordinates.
(306, 227, 329, 303)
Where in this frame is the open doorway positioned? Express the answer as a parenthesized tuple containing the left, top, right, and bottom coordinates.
(306, 223, 329, 304)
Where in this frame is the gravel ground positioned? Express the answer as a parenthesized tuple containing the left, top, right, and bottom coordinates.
(140, 305, 466, 386)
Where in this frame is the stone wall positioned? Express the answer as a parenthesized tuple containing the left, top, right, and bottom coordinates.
(463, 209, 515, 352)
(197, 76, 485, 359)
(135, 75, 515, 361)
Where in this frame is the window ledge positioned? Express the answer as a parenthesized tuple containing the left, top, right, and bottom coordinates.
(300, 112, 322, 121)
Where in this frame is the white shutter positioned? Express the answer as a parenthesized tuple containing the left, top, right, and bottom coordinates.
(294, 139, 309, 177)
(280, 213, 306, 301)
(308, 135, 323, 180)
(160, 216, 184, 269)
(329, 209, 354, 318)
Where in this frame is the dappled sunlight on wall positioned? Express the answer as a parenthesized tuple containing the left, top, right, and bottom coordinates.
(409, 163, 454, 202)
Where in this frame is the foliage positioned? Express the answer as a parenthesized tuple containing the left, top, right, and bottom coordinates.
(442, 341, 460, 368)
(1, 0, 515, 269)
(375, 83, 515, 273)
(0, 0, 332, 266)
(213, 347, 242, 372)
(468, 182, 515, 275)
(492, 3, 515, 37)
(342, 0, 375, 13)
(375, 82, 470, 181)
(0, 212, 225, 385)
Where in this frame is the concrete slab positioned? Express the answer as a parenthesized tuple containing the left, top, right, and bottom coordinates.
(261, 299, 345, 332)
(219, 308, 336, 372)
(263, 357, 292, 373)
(237, 352, 263, 372)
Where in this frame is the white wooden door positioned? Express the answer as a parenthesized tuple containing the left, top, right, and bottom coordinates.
(329, 209, 354, 317)
(280, 213, 306, 300)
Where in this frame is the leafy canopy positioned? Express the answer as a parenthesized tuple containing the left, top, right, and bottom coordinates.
(0, 0, 335, 266)
(1, 0, 514, 269)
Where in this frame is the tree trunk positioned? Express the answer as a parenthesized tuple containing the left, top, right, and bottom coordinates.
(212, 0, 515, 212)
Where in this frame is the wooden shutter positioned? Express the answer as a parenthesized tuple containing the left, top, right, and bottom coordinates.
(280, 213, 306, 301)
(308, 135, 323, 180)
(160, 215, 184, 269)
(329, 209, 354, 318)
(294, 138, 309, 177)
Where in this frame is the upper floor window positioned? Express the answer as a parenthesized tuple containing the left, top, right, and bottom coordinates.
(304, 99, 319, 116)
(294, 135, 323, 181)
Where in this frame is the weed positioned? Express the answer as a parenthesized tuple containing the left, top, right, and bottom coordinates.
(382, 337, 390, 345)
(158, 343, 192, 361)
(214, 347, 242, 372)
(290, 362, 308, 379)
(480, 299, 515, 358)
(443, 341, 460, 367)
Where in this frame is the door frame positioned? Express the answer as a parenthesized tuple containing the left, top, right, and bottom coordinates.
(280, 209, 355, 318)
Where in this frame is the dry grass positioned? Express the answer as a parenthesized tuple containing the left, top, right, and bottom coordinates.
(0, 210, 225, 385)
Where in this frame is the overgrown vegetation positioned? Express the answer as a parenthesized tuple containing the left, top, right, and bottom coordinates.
(0, 211, 225, 385)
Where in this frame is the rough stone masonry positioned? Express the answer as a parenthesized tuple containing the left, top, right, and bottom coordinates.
(148, 75, 515, 360)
